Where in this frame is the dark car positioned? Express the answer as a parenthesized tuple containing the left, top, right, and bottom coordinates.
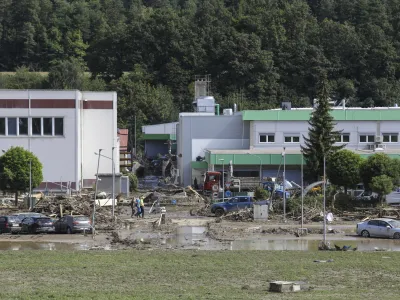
(211, 196, 269, 217)
(12, 212, 48, 223)
(0, 216, 21, 234)
(20, 217, 55, 234)
(54, 215, 92, 234)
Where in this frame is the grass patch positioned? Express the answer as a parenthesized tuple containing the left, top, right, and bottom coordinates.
(0, 250, 399, 299)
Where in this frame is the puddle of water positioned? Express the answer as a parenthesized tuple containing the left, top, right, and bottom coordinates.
(0, 241, 91, 251)
(169, 226, 400, 251)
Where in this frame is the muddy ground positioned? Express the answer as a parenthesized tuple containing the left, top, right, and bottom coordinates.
(3, 204, 397, 251)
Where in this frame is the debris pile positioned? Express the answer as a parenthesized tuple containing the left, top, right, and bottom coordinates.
(30, 194, 119, 226)
(223, 209, 254, 222)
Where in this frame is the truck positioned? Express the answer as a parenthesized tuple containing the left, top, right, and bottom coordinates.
(202, 170, 296, 198)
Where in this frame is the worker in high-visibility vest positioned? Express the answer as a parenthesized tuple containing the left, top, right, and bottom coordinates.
(140, 196, 145, 218)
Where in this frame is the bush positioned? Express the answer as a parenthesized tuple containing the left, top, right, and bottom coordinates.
(254, 187, 269, 200)
(128, 173, 138, 192)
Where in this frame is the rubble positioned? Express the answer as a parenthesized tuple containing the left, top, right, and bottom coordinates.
(222, 209, 254, 222)
(29, 194, 121, 227)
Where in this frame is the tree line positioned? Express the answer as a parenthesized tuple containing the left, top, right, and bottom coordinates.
(2, 0, 400, 141)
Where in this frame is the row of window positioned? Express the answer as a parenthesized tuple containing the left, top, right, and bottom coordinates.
(0, 117, 64, 136)
(259, 133, 399, 144)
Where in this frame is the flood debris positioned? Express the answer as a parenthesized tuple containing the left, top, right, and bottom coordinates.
(29, 194, 121, 228)
(269, 281, 310, 293)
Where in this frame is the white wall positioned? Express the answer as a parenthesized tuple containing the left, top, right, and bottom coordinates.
(252, 120, 400, 150)
(0, 90, 78, 184)
(1, 90, 119, 189)
(81, 92, 118, 181)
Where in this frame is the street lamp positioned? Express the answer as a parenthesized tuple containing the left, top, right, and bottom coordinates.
(323, 155, 327, 245)
(219, 159, 225, 202)
(247, 152, 262, 184)
(301, 151, 304, 230)
(282, 147, 286, 223)
(93, 149, 103, 239)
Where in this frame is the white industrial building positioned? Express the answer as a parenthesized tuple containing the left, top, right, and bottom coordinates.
(0, 89, 119, 191)
(143, 97, 400, 188)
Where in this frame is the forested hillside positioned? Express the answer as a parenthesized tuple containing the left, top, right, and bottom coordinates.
(1, 0, 400, 132)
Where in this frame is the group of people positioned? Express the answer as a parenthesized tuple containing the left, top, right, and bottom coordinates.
(131, 196, 145, 218)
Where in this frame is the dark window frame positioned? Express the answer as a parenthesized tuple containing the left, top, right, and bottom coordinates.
(32, 118, 41, 135)
(43, 117, 53, 136)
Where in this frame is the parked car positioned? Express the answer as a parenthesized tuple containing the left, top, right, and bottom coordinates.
(356, 218, 400, 239)
(211, 196, 269, 217)
(20, 217, 55, 234)
(12, 212, 48, 223)
(355, 191, 379, 201)
(0, 216, 21, 234)
(54, 215, 92, 234)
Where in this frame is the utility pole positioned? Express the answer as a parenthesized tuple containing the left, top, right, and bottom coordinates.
(282, 147, 286, 223)
(134, 114, 137, 157)
(301, 152, 304, 230)
(29, 159, 32, 210)
(112, 146, 115, 219)
(323, 155, 327, 245)
(219, 159, 225, 201)
(93, 149, 103, 239)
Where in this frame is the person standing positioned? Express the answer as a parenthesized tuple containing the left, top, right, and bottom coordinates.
(135, 197, 141, 219)
(130, 198, 135, 218)
(140, 196, 145, 218)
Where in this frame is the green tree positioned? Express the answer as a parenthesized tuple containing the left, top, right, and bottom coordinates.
(370, 175, 393, 205)
(47, 59, 85, 89)
(254, 186, 268, 200)
(3, 66, 45, 89)
(359, 153, 399, 190)
(128, 173, 138, 192)
(301, 75, 345, 181)
(327, 150, 363, 193)
(0, 147, 43, 206)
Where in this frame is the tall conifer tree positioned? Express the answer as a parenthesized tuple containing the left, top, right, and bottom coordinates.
(301, 74, 345, 180)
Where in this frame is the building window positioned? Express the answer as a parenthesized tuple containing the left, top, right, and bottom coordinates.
(43, 118, 52, 135)
(359, 135, 374, 143)
(284, 136, 300, 143)
(336, 133, 350, 143)
(19, 118, 28, 135)
(0, 118, 5, 135)
(383, 134, 398, 143)
(7, 118, 17, 136)
(54, 118, 64, 136)
(32, 118, 41, 135)
(259, 134, 275, 143)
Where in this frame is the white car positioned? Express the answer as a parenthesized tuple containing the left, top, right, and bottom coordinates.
(356, 218, 400, 239)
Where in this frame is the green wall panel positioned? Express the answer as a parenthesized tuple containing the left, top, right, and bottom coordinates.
(242, 109, 400, 121)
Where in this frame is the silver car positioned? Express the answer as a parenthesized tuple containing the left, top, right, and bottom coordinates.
(356, 218, 400, 239)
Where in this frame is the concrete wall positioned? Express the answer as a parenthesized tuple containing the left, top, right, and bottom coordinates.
(252, 120, 400, 151)
(178, 114, 249, 186)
